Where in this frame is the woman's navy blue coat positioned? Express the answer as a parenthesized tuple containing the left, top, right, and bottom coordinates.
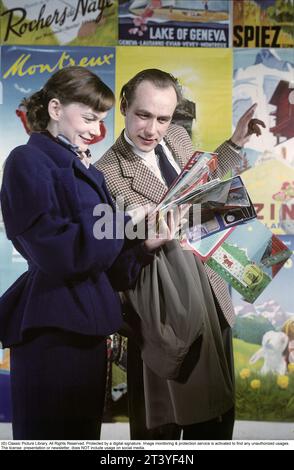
(0, 133, 150, 347)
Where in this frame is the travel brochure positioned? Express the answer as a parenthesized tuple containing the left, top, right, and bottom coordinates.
(206, 220, 292, 303)
(157, 149, 218, 211)
(157, 150, 292, 303)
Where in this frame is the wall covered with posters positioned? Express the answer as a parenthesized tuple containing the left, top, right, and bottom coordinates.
(0, 0, 294, 428)
(115, 46, 232, 150)
(230, 46, 294, 423)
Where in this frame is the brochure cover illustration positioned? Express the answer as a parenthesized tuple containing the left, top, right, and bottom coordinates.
(182, 175, 257, 260)
(119, 0, 229, 47)
(206, 219, 292, 303)
(157, 149, 218, 212)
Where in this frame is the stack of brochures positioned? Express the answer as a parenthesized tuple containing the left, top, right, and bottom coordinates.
(157, 150, 292, 303)
(157, 150, 218, 212)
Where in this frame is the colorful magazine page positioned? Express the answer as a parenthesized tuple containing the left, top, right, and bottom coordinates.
(173, 150, 218, 189)
(157, 150, 218, 210)
(163, 176, 256, 233)
(161, 178, 221, 211)
(183, 227, 235, 262)
(203, 176, 251, 208)
(206, 220, 292, 303)
(164, 174, 252, 211)
(196, 176, 252, 208)
(185, 204, 256, 246)
(198, 176, 257, 230)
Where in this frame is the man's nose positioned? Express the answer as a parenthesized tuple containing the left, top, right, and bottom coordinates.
(145, 119, 157, 135)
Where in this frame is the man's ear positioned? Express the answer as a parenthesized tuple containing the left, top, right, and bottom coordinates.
(120, 98, 127, 116)
(48, 98, 62, 121)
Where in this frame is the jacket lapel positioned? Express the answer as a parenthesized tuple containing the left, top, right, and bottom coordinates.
(164, 131, 187, 170)
(73, 158, 104, 190)
(115, 134, 167, 204)
(29, 132, 105, 193)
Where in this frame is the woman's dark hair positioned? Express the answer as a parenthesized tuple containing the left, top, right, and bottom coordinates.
(25, 66, 115, 131)
(120, 68, 182, 108)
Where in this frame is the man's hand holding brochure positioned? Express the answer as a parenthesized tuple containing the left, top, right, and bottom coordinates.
(155, 149, 292, 303)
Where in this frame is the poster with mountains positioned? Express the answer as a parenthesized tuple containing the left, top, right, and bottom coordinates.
(231, 235, 294, 422)
(232, 48, 294, 177)
(232, 48, 294, 241)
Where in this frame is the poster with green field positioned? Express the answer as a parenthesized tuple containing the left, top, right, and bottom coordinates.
(232, 234, 294, 422)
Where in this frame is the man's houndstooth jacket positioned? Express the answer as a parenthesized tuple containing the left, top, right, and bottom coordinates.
(96, 124, 241, 327)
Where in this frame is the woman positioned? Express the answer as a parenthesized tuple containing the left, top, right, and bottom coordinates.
(0, 66, 170, 440)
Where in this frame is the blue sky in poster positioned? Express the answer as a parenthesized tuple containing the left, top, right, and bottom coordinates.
(233, 48, 294, 73)
(0, 46, 116, 166)
(225, 220, 272, 261)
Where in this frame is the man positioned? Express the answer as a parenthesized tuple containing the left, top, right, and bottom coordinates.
(96, 69, 265, 440)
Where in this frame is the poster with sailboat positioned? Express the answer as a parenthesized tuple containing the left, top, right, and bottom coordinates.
(118, 0, 230, 47)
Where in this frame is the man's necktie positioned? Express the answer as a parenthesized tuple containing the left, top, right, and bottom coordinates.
(155, 144, 178, 188)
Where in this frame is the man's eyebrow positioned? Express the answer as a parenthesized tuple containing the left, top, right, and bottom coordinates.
(136, 108, 172, 119)
(135, 108, 151, 114)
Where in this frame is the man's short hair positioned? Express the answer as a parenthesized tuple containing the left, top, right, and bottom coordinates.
(120, 69, 183, 107)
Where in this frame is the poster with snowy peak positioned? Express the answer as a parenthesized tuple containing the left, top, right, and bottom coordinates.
(232, 48, 294, 235)
(118, 0, 229, 47)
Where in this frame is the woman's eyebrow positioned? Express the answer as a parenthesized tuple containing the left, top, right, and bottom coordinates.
(83, 112, 99, 120)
